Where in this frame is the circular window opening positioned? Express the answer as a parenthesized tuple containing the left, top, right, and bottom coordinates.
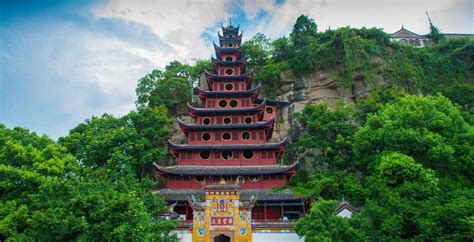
(225, 56, 233, 62)
(243, 149, 254, 159)
(242, 132, 251, 140)
(244, 117, 253, 124)
(203, 118, 211, 125)
(225, 83, 233, 90)
(202, 133, 211, 141)
(222, 132, 232, 140)
(224, 117, 232, 124)
(219, 100, 228, 108)
(225, 69, 233, 75)
(266, 107, 274, 114)
(222, 150, 233, 160)
(200, 150, 210, 159)
(229, 100, 238, 107)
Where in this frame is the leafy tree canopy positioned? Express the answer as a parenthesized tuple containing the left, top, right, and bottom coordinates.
(0, 124, 177, 241)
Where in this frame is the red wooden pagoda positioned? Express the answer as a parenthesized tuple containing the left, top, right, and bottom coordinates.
(154, 23, 306, 233)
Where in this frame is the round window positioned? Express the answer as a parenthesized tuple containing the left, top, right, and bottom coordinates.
(242, 132, 251, 140)
(243, 149, 254, 159)
(200, 150, 210, 159)
(219, 100, 228, 108)
(222, 132, 231, 140)
(229, 100, 238, 107)
(225, 56, 233, 62)
(228, 43, 233, 47)
(202, 133, 211, 141)
(203, 118, 211, 125)
(222, 150, 233, 160)
(225, 83, 233, 90)
(225, 69, 233, 75)
(244, 117, 252, 124)
(266, 107, 274, 114)
(224, 117, 232, 124)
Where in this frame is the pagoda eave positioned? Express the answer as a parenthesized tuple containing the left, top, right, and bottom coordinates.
(167, 138, 287, 151)
(154, 188, 304, 202)
(187, 100, 266, 117)
(205, 70, 253, 81)
(153, 163, 298, 176)
(194, 83, 260, 98)
(177, 117, 274, 132)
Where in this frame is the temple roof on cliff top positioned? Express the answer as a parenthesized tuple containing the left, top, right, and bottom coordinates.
(204, 70, 253, 81)
(153, 188, 303, 201)
(167, 138, 287, 151)
(390, 26, 428, 39)
(177, 117, 273, 131)
(194, 83, 260, 97)
(187, 100, 266, 115)
(153, 163, 298, 176)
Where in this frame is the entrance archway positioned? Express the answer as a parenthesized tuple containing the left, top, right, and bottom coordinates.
(214, 234, 230, 242)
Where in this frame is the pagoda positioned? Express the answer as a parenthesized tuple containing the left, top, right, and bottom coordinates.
(154, 23, 307, 242)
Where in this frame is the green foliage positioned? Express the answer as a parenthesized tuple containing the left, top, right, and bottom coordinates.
(0, 125, 176, 240)
(59, 106, 172, 180)
(135, 59, 212, 114)
(242, 33, 271, 67)
(241, 15, 473, 108)
(294, 199, 367, 241)
(293, 93, 474, 240)
(253, 62, 288, 98)
(354, 94, 472, 180)
(290, 15, 318, 52)
(295, 102, 356, 170)
(376, 152, 438, 188)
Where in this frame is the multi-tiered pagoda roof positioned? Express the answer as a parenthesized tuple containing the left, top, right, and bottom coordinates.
(154, 23, 306, 225)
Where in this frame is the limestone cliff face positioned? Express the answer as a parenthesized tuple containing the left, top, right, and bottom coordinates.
(271, 69, 386, 143)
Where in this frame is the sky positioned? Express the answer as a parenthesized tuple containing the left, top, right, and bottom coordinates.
(1, 0, 473, 139)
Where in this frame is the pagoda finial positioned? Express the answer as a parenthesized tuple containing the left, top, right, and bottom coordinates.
(229, 17, 232, 27)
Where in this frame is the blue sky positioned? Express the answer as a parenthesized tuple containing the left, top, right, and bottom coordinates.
(1, 0, 472, 139)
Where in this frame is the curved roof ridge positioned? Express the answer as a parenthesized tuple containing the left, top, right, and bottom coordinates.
(167, 137, 287, 151)
(195, 82, 260, 96)
(187, 99, 266, 114)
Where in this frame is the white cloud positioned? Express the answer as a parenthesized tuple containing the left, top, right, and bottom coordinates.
(92, 0, 234, 64)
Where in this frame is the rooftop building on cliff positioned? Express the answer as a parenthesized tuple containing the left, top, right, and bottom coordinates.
(390, 26, 474, 47)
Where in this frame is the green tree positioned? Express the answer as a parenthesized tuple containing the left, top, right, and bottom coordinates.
(0, 124, 176, 240)
(290, 15, 318, 52)
(294, 199, 366, 241)
(241, 33, 271, 67)
(295, 102, 356, 170)
(59, 106, 172, 180)
(354, 94, 473, 180)
(135, 61, 194, 114)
